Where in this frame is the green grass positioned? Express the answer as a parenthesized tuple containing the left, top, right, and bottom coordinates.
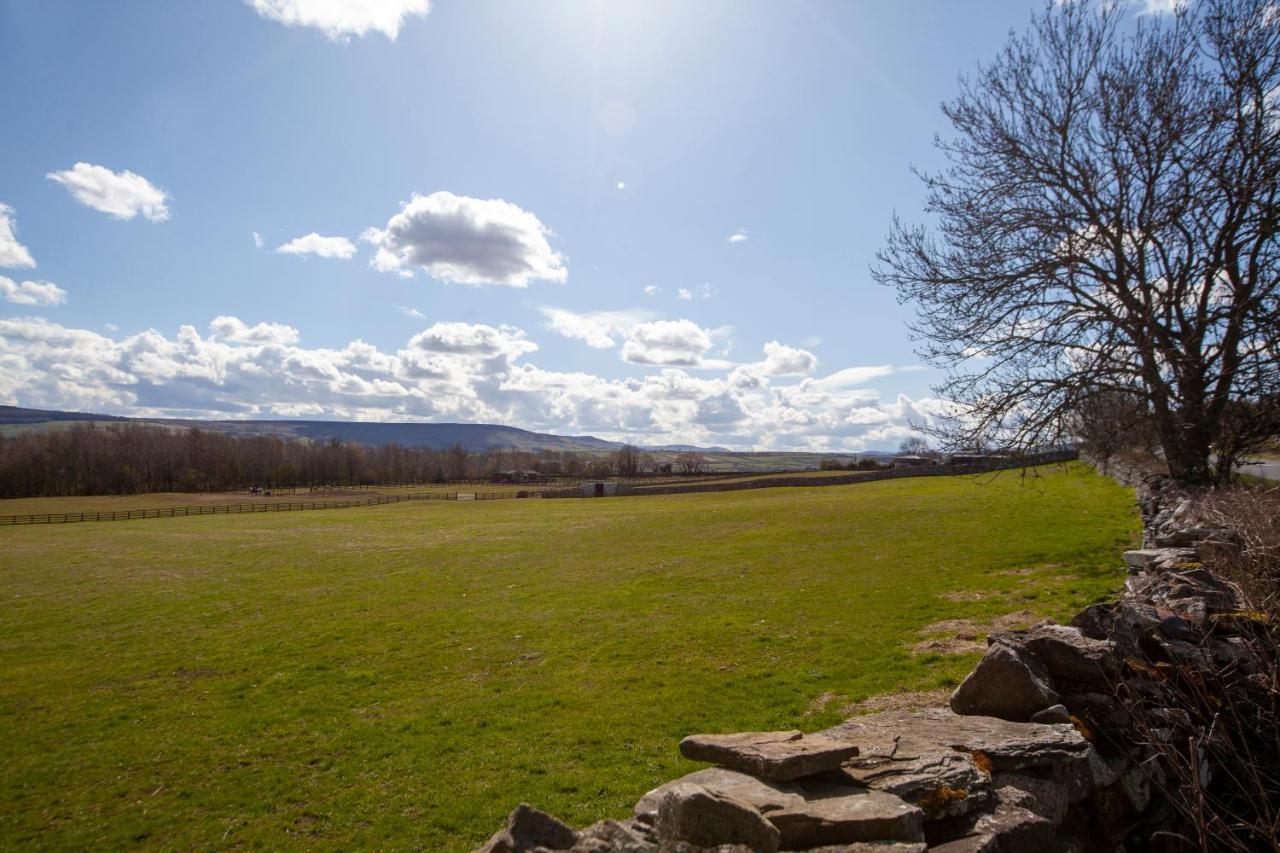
(0, 485, 538, 516)
(0, 464, 1138, 850)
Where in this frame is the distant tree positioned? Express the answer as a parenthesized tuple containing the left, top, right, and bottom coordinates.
(612, 443, 643, 477)
(898, 436, 931, 456)
(584, 459, 613, 478)
(445, 443, 470, 480)
(676, 452, 707, 475)
(819, 458, 845, 470)
(874, 0, 1280, 485)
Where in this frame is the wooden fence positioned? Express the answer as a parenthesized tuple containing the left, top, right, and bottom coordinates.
(0, 489, 542, 526)
(542, 451, 1079, 498)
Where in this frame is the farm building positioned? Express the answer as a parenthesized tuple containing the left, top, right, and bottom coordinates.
(580, 481, 631, 497)
(948, 454, 1004, 466)
(892, 455, 934, 467)
(491, 470, 542, 484)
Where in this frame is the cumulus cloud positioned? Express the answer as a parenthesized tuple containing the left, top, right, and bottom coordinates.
(397, 306, 426, 320)
(252, 231, 264, 249)
(644, 285, 661, 297)
(247, 0, 430, 40)
(0, 277, 66, 307)
(0, 204, 36, 269)
(727, 229, 748, 243)
(362, 191, 567, 287)
(46, 163, 170, 222)
(0, 315, 947, 450)
(209, 316, 300, 345)
(620, 320, 714, 366)
(756, 341, 817, 376)
(539, 307, 655, 349)
(276, 232, 357, 259)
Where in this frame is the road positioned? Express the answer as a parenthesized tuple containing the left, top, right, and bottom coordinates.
(1237, 457, 1280, 482)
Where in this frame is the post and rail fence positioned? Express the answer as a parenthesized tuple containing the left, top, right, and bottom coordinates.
(0, 451, 1078, 525)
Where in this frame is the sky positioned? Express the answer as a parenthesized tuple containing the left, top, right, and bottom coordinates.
(0, 0, 1179, 451)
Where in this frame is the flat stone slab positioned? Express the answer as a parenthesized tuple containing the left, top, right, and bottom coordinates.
(1123, 549, 1166, 569)
(819, 707, 1090, 773)
(679, 730, 860, 781)
(636, 767, 924, 850)
(655, 781, 780, 852)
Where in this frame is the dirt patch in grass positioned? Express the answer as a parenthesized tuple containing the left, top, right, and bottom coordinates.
(939, 590, 990, 602)
(844, 688, 952, 715)
(909, 609, 1041, 656)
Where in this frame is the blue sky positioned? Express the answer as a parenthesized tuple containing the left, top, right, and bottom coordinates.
(0, 0, 1174, 450)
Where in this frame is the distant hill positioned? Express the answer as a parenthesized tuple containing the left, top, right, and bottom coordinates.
(0, 405, 126, 425)
(0, 406, 896, 470)
(0, 406, 618, 453)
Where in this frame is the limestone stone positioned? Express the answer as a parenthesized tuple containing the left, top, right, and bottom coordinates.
(1061, 692, 1129, 731)
(821, 708, 1091, 774)
(654, 782, 780, 853)
(1122, 549, 1166, 569)
(636, 768, 924, 850)
(678, 730, 859, 782)
(970, 798, 1055, 853)
(476, 803, 580, 853)
(1011, 624, 1116, 688)
(835, 746, 991, 821)
(569, 819, 656, 853)
(992, 772, 1072, 824)
(949, 641, 1060, 721)
(803, 844, 927, 852)
(1029, 704, 1071, 724)
(927, 836, 997, 853)
(1068, 603, 1114, 640)
(1107, 602, 1162, 656)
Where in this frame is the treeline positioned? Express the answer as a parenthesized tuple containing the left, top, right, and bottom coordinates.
(0, 422, 636, 498)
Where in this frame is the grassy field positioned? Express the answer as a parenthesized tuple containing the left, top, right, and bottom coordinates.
(0, 464, 1138, 850)
(0, 484, 537, 517)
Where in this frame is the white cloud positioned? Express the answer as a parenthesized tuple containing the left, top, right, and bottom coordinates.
(0, 316, 947, 450)
(46, 163, 170, 222)
(276, 232, 357, 259)
(247, 0, 430, 40)
(397, 306, 426, 320)
(539, 307, 655, 349)
(362, 191, 566, 287)
(620, 320, 714, 367)
(727, 229, 748, 243)
(252, 231, 264, 249)
(757, 341, 817, 376)
(677, 283, 716, 301)
(0, 204, 36, 269)
(209, 316, 300, 345)
(815, 364, 898, 389)
(1139, 0, 1184, 13)
(644, 285, 661, 297)
(0, 277, 66, 307)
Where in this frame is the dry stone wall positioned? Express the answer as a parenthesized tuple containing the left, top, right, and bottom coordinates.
(474, 459, 1269, 852)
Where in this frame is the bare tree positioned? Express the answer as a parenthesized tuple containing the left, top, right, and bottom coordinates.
(1068, 387, 1161, 466)
(874, 0, 1280, 485)
(676, 451, 707, 475)
(898, 436, 932, 456)
(612, 443, 644, 477)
